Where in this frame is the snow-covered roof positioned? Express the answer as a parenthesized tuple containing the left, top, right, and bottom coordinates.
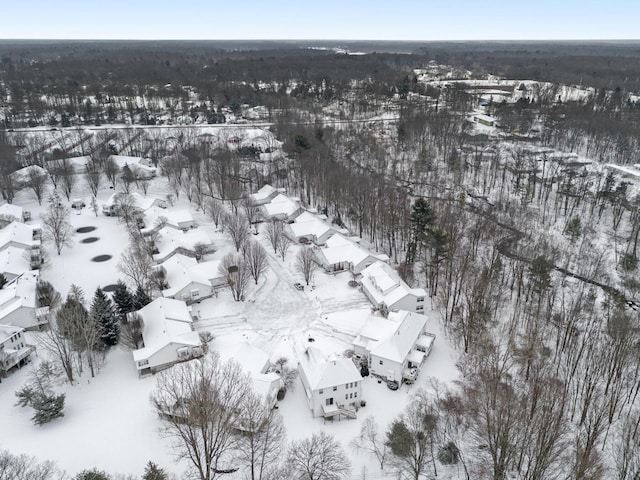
(132, 298, 200, 362)
(250, 184, 284, 205)
(104, 192, 165, 211)
(0, 324, 23, 343)
(251, 372, 282, 402)
(0, 204, 25, 222)
(0, 221, 40, 250)
(287, 211, 342, 241)
(0, 246, 31, 277)
(108, 155, 148, 168)
(158, 254, 223, 298)
(0, 270, 40, 321)
(153, 228, 213, 262)
(219, 341, 271, 375)
(361, 261, 426, 307)
(262, 193, 301, 219)
(142, 206, 194, 231)
(368, 311, 428, 364)
(298, 346, 362, 391)
(317, 234, 388, 268)
(10, 165, 47, 185)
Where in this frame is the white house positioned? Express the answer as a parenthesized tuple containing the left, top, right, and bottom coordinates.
(102, 192, 167, 216)
(360, 261, 428, 313)
(156, 254, 225, 302)
(0, 204, 30, 226)
(219, 342, 283, 410)
(315, 234, 389, 274)
(250, 184, 285, 206)
(298, 346, 363, 419)
(284, 211, 348, 246)
(0, 246, 33, 281)
(0, 221, 43, 270)
(131, 298, 203, 376)
(108, 155, 157, 179)
(152, 227, 214, 263)
(0, 271, 49, 330)
(0, 324, 35, 378)
(142, 206, 197, 233)
(45, 156, 91, 175)
(259, 193, 303, 221)
(353, 310, 434, 384)
(10, 165, 48, 190)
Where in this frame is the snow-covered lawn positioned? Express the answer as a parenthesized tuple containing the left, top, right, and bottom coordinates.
(0, 173, 460, 478)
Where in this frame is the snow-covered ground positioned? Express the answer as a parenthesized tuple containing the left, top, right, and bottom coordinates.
(0, 172, 460, 478)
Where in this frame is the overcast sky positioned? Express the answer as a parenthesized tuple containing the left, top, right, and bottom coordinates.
(3, 0, 638, 40)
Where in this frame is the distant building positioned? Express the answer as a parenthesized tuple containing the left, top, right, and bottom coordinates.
(314, 234, 389, 274)
(156, 254, 225, 302)
(0, 271, 49, 329)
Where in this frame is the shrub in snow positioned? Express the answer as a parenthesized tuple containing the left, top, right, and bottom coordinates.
(438, 442, 460, 465)
(74, 468, 110, 480)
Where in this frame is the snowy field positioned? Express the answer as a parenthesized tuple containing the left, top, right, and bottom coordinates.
(0, 172, 460, 478)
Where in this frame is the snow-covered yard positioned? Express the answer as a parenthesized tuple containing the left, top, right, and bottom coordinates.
(0, 171, 460, 478)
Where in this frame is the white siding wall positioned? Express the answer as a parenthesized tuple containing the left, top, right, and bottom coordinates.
(370, 354, 403, 383)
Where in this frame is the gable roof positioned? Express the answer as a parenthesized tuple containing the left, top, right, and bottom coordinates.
(0, 324, 24, 343)
(317, 234, 388, 268)
(0, 221, 40, 250)
(0, 270, 40, 321)
(158, 254, 223, 297)
(0, 246, 32, 277)
(361, 261, 426, 307)
(219, 341, 271, 375)
(132, 298, 200, 362)
(153, 228, 213, 262)
(368, 311, 428, 364)
(262, 193, 301, 218)
(298, 346, 362, 391)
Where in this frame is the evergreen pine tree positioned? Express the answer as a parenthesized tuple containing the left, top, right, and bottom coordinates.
(31, 392, 65, 426)
(74, 468, 110, 480)
(142, 461, 168, 480)
(91, 287, 119, 347)
(112, 280, 134, 320)
(133, 284, 152, 311)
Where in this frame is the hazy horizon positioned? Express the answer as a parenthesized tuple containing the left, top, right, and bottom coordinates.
(3, 0, 638, 42)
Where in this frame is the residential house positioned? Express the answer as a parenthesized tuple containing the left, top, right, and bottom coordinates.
(298, 346, 362, 419)
(284, 211, 348, 246)
(0, 246, 33, 281)
(219, 342, 283, 410)
(156, 254, 225, 302)
(315, 234, 389, 274)
(0, 324, 35, 379)
(249, 184, 285, 206)
(0, 271, 49, 329)
(102, 192, 167, 217)
(151, 227, 214, 263)
(131, 297, 203, 376)
(353, 310, 435, 384)
(472, 113, 496, 127)
(259, 193, 303, 221)
(0, 221, 42, 270)
(0, 204, 30, 226)
(360, 261, 428, 313)
(142, 207, 197, 233)
(108, 155, 157, 179)
(45, 156, 92, 175)
(9, 165, 48, 190)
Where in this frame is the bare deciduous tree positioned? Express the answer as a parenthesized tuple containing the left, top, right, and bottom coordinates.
(351, 416, 388, 470)
(0, 449, 62, 480)
(263, 219, 284, 254)
(242, 240, 269, 284)
(118, 242, 153, 294)
(41, 192, 74, 255)
(103, 157, 120, 189)
(286, 431, 351, 480)
(237, 395, 286, 480)
(26, 167, 49, 205)
(223, 213, 250, 252)
(218, 253, 251, 302)
(151, 354, 253, 480)
(275, 233, 292, 261)
(207, 199, 225, 229)
(295, 247, 317, 285)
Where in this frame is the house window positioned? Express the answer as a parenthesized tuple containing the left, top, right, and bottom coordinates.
(325, 398, 333, 406)
(319, 389, 323, 394)
(190, 289, 200, 298)
(416, 305, 424, 311)
(333, 386, 337, 391)
(354, 382, 358, 387)
(355, 392, 357, 397)
(349, 393, 353, 399)
(417, 297, 425, 302)
(138, 360, 149, 367)
(379, 360, 383, 365)
(345, 394, 348, 400)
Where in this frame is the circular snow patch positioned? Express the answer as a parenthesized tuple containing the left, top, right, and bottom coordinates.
(76, 226, 96, 233)
(91, 255, 112, 262)
(80, 237, 99, 244)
